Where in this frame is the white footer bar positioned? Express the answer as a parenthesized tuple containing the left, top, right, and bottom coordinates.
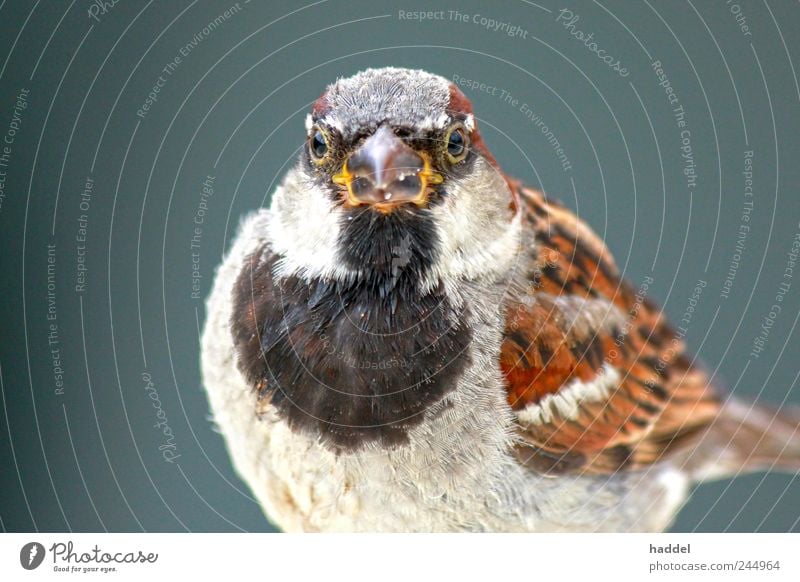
(1, 533, 798, 581)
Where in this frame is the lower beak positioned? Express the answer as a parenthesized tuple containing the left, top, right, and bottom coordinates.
(332, 125, 442, 211)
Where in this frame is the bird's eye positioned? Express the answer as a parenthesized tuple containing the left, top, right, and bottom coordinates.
(445, 125, 468, 162)
(310, 129, 328, 160)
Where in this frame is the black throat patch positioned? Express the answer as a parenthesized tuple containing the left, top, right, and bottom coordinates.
(231, 210, 472, 452)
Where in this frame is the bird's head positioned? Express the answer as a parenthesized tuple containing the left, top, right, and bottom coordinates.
(268, 67, 521, 291)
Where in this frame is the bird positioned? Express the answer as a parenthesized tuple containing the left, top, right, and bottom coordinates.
(201, 67, 800, 532)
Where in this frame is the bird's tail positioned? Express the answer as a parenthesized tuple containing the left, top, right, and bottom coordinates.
(684, 397, 800, 483)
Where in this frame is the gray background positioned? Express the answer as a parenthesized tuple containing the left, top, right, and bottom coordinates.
(1, 0, 799, 532)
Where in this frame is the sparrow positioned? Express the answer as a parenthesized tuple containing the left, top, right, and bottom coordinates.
(201, 67, 800, 532)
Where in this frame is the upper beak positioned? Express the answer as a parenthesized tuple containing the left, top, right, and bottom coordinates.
(333, 125, 442, 211)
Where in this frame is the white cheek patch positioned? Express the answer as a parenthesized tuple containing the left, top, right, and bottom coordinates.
(266, 174, 356, 282)
(421, 158, 521, 293)
(304, 114, 313, 132)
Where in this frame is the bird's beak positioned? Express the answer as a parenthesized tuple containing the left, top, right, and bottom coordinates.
(332, 125, 443, 212)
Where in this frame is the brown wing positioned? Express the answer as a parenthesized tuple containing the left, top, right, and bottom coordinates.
(501, 183, 720, 475)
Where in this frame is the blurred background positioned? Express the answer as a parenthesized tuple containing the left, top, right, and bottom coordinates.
(1, 0, 798, 532)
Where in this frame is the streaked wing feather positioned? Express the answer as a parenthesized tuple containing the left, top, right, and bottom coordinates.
(502, 184, 720, 475)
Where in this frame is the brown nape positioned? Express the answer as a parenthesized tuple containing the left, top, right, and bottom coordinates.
(503, 175, 523, 219)
(447, 83, 498, 168)
(311, 89, 330, 118)
(448, 83, 520, 217)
